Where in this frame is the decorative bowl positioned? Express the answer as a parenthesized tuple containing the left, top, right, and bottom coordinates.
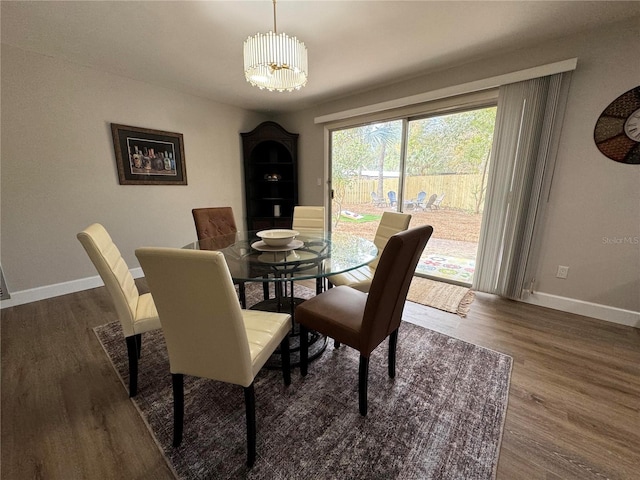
(264, 173, 282, 182)
(256, 229, 299, 247)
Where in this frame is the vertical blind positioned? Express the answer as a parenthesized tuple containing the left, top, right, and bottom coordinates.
(473, 72, 572, 298)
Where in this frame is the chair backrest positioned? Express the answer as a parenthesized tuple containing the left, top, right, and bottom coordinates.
(77, 223, 139, 337)
(387, 191, 397, 205)
(370, 211, 411, 269)
(416, 191, 427, 203)
(371, 192, 386, 207)
(424, 193, 438, 209)
(292, 206, 325, 235)
(433, 193, 445, 207)
(361, 225, 433, 355)
(135, 247, 254, 386)
(192, 207, 238, 240)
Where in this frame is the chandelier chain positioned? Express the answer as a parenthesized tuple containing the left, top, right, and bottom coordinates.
(273, 0, 277, 34)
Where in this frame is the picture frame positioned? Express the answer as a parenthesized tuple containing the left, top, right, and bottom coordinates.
(111, 123, 187, 185)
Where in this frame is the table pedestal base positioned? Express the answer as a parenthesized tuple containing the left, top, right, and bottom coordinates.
(250, 297, 328, 369)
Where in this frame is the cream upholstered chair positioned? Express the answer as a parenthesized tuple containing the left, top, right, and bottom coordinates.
(297, 225, 433, 416)
(292, 206, 325, 235)
(328, 211, 411, 293)
(135, 247, 291, 468)
(77, 223, 160, 397)
(293, 205, 327, 289)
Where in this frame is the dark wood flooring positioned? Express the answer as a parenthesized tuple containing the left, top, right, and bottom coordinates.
(2, 281, 639, 479)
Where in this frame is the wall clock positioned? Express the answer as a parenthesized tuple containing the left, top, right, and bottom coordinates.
(594, 86, 640, 164)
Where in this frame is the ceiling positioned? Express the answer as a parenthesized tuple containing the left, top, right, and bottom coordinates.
(2, 1, 640, 114)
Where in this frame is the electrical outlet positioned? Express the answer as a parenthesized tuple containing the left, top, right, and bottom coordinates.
(556, 265, 569, 279)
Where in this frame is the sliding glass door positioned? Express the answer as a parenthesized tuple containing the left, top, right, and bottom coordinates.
(330, 120, 402, 241)
(330, 106, 497, 286)
(404, 108, 496, 284)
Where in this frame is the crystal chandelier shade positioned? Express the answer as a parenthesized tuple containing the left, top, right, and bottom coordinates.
(243, 1, 308, 92)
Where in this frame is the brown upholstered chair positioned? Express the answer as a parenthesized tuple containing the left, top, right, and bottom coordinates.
(135, 247, 291, 468)
(191, 207, 251, 307)
(296, 225, 433, 416)
(192, 207, 238, 240)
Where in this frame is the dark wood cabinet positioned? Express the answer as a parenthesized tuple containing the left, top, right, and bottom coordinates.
(241, 122, 298, 231)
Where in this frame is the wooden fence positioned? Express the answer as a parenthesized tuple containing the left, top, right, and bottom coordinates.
(336, 174, 485, 212)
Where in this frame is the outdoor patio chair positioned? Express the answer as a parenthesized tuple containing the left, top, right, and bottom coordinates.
(432, 193, 446, 210)
(412, 191, 427, 210)
(420, 194, 438, 211)
(370, 192, 387, 207)
(387, 191, 398, 207)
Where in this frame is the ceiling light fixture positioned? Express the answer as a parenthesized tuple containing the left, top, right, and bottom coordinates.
(243, 0, 308, 92)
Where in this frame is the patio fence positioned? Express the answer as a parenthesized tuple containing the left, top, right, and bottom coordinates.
(336, 174, 485, 212)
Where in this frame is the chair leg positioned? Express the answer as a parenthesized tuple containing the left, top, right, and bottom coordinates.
(262, 279, 269, 300)
(300, 324, 309, 376)
(244, 384, 256, 468)
(135, 333, 142, 359)
(280, 335, 291, 386)
(239, 282, 246, 309)
(388, 328, 398, 378)
(172, 374, 184, 447)
(125, 336, 139, 397)
(359, 355, 369, 416)
(334, 340, 341, 349)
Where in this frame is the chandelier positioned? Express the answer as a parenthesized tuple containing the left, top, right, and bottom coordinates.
(243, 0, 308, 92)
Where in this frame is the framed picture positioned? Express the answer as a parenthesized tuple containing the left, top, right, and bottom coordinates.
(111, 123, 187, 185)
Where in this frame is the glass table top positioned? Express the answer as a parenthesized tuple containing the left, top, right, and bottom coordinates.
(182, 231, 377, 283)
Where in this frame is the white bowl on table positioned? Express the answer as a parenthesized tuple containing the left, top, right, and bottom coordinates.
(256, 229, 300, 247)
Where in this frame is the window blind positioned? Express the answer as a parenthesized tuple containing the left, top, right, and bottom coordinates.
(473, 72, 572, 298)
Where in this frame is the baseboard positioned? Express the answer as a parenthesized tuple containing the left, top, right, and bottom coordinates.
(522, 290, 640, 328)
(0, 268, 145, 309)
(3, 275, 638, 329)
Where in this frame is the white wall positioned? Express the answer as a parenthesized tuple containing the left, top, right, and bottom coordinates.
(276, 17, 640, 319)
(1, 44, 267, 302)
(3, 17, 638, 322)
(529, 20, 639, 315)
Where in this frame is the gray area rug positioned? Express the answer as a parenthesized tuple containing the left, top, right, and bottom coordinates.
(95, 319, 512, 479)
(244, 282, 316, 307)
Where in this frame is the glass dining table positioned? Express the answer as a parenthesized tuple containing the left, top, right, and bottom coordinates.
(182, 230, 377, 366)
